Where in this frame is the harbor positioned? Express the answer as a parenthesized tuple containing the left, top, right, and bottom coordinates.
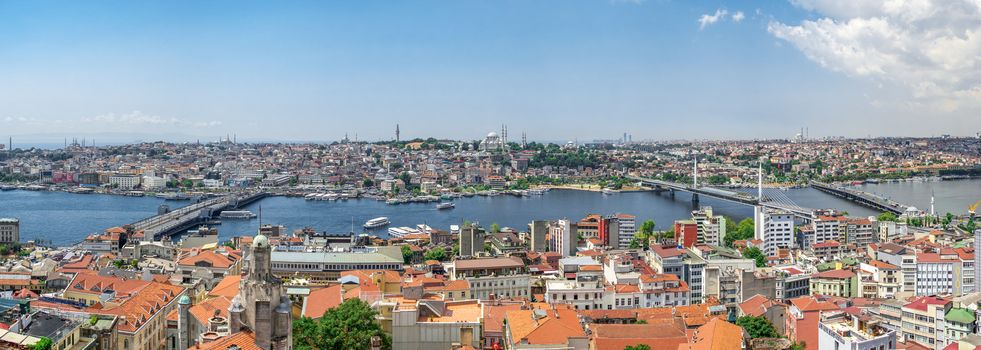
(2, 178, 978, 246)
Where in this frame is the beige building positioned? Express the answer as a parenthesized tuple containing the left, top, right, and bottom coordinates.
(0, 218, 19, 244)
(391, 299, 482, 350)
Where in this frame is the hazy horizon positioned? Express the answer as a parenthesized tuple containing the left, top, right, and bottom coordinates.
(3, 0, 981, 141)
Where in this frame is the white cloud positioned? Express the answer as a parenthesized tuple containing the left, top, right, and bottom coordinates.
(698, 8, 729, 30)
(769, 0, 981, 110)
(732, 11, 745, 22)
(84, 111, 222, 128)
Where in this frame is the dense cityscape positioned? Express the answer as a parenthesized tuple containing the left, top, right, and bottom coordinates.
(0, 132, 979, 350)
(4, 0, 981, 349)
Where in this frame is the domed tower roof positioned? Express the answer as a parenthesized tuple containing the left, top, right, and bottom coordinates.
(252, 233, 269, 248)
(178, 295, 191, 305)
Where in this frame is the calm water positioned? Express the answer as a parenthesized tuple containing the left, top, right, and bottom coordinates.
(1, 179, 978, 245)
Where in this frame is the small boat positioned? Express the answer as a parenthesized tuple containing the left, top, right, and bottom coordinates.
(364, 217, 391, 229)
(602, 188, 616, 195)
(0, 185, 16, 191)
(220, 210, 257, 219)
(436, 202, 455, 210)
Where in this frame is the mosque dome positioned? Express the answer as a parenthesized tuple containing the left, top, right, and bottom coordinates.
(487, 132, 498, 138)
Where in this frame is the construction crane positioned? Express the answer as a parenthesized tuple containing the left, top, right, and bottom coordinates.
(970, 200, 981, 218)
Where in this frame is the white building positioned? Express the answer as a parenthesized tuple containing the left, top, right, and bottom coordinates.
(142, 175, 168, 190)
(755, 207, 795, 256)
(614, 214, 636, 249)
(0, 218, 19, 244)
(447, 257, 531, 300)
(812, 215, 846, 246)
(549, 219, 577, 257)
(692, 207, 726, 246)
(108, 174, 141, 189)
(818, 313, 896, 350)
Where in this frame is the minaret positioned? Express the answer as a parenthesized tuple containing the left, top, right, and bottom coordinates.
(396, 124, 400, 142)
(522, 132, 527, 148)
(758, 162, 763, 201)
(692, 155, 698, 188)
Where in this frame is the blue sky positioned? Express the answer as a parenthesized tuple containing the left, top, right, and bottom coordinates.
(1, 0, 979, 143)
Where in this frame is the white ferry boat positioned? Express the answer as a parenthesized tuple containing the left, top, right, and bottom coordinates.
(436, 202, 455, 210)
(387, 226, 420, 237)
(364, 217, 391, 229)
(220, 210, 257, 219)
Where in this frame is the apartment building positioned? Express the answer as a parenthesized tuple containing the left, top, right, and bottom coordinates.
(756, 207, 795, 256)
(901, 296, 950, 350)
(447, 257, 531, 300)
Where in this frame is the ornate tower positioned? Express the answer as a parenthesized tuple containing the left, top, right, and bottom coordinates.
(236, 233, 292, 350)
(178, 295, 192, 350)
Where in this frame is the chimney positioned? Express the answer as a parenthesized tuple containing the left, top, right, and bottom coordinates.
(459, 327, 474, 347)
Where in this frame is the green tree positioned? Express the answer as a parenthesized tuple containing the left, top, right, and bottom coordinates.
(490, 223, 501, 233)
(877, 212, 898, 222)
(943, 212, 954, 229)
(400, 245, 413, 264)
(293, 299, 391, 350)
(640, 220, 655, 235)
(743, 247, 767, 268)
(424, 247, 447, 261)
(32, 337, 52, 350)
(724, 218, 756, 247)
(624, 345, 652, 350)
(736, 315, 779, 339)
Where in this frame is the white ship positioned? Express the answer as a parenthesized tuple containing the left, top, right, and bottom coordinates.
(364, 217, 391, 229)
(436, 202, 455, 210)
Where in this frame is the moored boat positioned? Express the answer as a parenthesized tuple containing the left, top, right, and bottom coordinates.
(364, 217, 391, 229)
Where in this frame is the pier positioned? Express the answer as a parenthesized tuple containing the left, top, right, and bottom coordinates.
(810, 181, 909, 215)
(127, 191, 269, 239)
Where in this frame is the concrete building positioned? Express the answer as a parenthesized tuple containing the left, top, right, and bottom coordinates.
(548, 219, 577, 257)
(858, 261, 902, 299)
(447, 257, 530, 300)
(268, 246, 403, 283)
(692, 206, 726, 246)
(391, 299, 482, 350)
(0, 218, 18, 244)
(818, 312, 896, 350)
(528, 220, 548, 252)
(108, 174, 141, 189)
(901, 296, 951, 350)
(945, 307, 976, 343)
(614, 214, 636, 249)
(755, 207, 795, 256)
(845, 217, 876, 245)
(916, 252, 966, 296)
(811, 215, 846, 247)
(459, 224, 486, 257)
(809, 269, 857, 297)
